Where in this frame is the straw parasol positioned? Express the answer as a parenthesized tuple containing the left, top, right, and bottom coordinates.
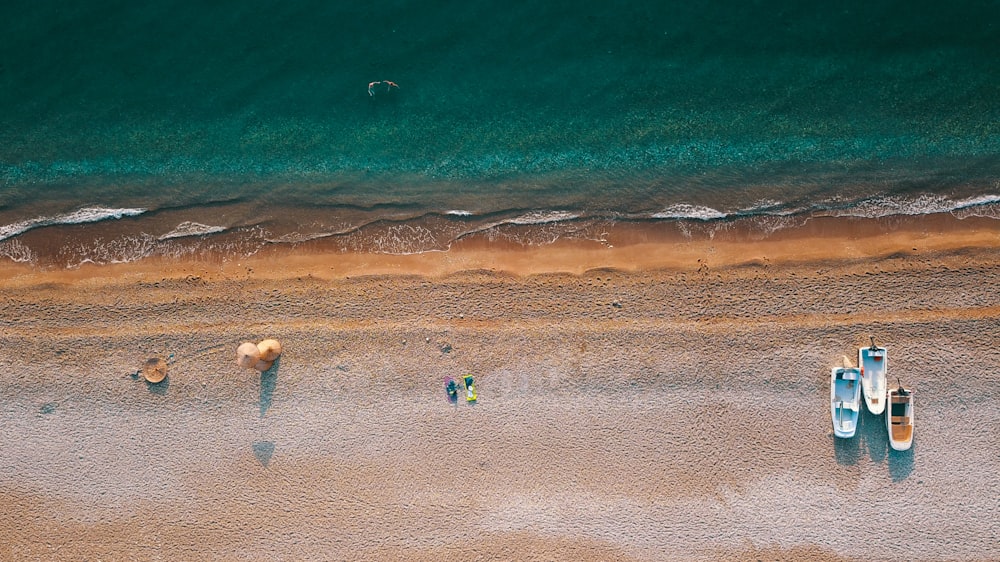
(142, 357, 168, 383)
(236, 342, 261, 369)
(253, 359, 274, 372)
(257, 339, 282, 362)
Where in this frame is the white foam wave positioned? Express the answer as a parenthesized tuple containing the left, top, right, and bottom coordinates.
(64, 233, 159, 268)
(0, 239, 36, 263)
(265, 223, 363, 244)
(158, 221, 227, 241)
(448, 210, 582, 245)
(266, 231, 335, 244)
(349, 224, 443, 255)
(507, 210, 580, 225)
(446, 210, 474, 216)
(735, 199, 808, 217)
(824, 194, 1000, 219)
(652, 204, 727, 220)
(0, 207, 146, 242)
(949, 194, 1000, 218)
(738, 199, 783, 213)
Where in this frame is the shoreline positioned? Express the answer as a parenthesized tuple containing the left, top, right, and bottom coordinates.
(1, 213, 998, 285)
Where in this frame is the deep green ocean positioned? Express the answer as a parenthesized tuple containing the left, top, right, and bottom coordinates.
(1, 0, 997, 263)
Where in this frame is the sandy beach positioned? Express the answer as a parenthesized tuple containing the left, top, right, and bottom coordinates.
(1, 215, 999, 561)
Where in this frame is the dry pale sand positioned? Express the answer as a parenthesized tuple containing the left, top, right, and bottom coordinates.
(1, 217, 999, 561)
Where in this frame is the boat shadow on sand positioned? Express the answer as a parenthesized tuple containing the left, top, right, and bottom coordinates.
(887, 445, 914, 482)
(859, 408, 889, 464)
(834, 408, 915, 481)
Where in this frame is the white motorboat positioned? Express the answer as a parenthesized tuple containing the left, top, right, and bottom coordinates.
(831, 367, 862, 438)
(859, 336, 887, 415)
(887, 380, 914, 451)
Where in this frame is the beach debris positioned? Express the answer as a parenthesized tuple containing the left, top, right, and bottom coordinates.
(236, 342, 261, 369)
(142, 357, 169, 383)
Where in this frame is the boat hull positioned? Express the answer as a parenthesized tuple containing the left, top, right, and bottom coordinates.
(831, 367, 862, 438)
(887, 388, 914, 451)
(859, 346, 887, 415)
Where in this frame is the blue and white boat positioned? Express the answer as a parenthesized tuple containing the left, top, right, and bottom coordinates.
(831, 366, 862, 438)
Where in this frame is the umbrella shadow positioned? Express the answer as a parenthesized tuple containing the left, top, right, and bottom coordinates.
(146, 376, 170, 396)
(259, 356, 280, 418)
(252, 441, 275, 467)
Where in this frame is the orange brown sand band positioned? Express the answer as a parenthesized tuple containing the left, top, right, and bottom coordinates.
(1, 214, 997, 286)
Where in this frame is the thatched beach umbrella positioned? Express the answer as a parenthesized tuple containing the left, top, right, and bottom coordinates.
(257, 339, 282, 362)
(253, 359, 274, 372)
(236, 342, 261, 369)
(142, 357, 168, 383)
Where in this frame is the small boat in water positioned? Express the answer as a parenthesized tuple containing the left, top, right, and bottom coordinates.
(887, 380, 914, 451)
(831, 366, 862, 438)
(859, 336, 888, 415)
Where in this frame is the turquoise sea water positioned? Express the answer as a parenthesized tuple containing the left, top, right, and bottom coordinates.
(1, 0, 997, 264)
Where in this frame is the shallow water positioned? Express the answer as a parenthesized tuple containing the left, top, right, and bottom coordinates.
(1, 0, 997, 265)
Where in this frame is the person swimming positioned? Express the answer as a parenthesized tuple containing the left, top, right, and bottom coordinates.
(368, 80, 400, 96)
